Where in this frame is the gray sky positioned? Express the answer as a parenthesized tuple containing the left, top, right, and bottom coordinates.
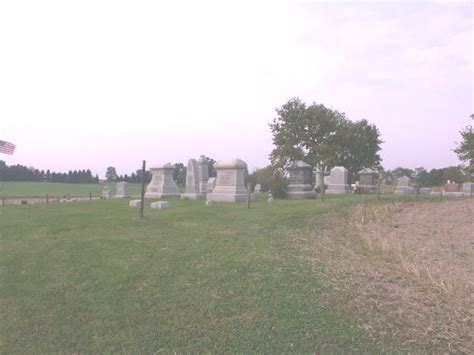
(1, 0, 472, 177)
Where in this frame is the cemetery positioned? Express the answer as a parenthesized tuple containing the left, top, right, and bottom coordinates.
(1, 1, 472, 353)
(1, 155, 473, 353)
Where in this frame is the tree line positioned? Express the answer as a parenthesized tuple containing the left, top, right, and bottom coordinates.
(105, 158, 217, 185)
(0, 161, 99, 183)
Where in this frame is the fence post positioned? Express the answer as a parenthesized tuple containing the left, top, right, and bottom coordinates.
(89, 192, 92, 200)
(247, 182, 252, 209)
(46, 194, 49, 204)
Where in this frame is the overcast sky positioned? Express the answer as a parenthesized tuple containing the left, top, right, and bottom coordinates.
(1, 0, 472, 177)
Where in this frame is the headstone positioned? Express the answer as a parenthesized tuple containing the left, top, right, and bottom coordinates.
(430, 191, 442, 196)
(181, 159, 204, 199)
(326, 166, 351, 194)
(206, 177, 217, 194)
(151, 201, 170, 209)
(254, 184, 261, 193)
(287, 161, 316, 199)
(462, 182, 473, 195)
(358, 168, 378, 193)
(102, 185, 112, 199)
(267, 197, 274, 203)
(207, 159, 253, 203)
(443, 191, 465, 197)
(197, 155, 209, 195)
(129, 199, 142, 207)
(145, 163, 180, 198)
(394, 176, 415, 195)
(205, 200, 213, 207)
(114, 182, 129, 198)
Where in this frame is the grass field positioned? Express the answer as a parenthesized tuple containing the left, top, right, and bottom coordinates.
(0, 193, 467, 352)
(0, 181, 143, 197)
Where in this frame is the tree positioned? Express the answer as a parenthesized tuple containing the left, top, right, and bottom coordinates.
(269, 98, 382, 182)
(173, 163, 186, 186)
(390, 167, 414, 180)
(443, 166, 465, 184)
(453, 115, 473, 181)
(105, 167, 118, 182)
(247, 166, 275, 192)
(205, 157, 217, 177)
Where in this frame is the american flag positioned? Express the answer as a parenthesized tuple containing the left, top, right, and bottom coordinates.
(0, 140, 16, 155)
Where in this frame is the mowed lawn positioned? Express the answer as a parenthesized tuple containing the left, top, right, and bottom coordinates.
(1, 194, 413, 353)
(0, 181, 143, 197)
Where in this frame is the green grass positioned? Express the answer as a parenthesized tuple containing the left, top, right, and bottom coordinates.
(0, 181, 143, 197)
(0, 194, 422, 352)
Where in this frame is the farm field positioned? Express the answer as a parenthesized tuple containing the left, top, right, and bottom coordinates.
(0, 194, 472, 353)
(0, 181, 143, 197)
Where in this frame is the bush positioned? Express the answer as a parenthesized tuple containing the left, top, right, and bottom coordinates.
(270, 171, 288, 198)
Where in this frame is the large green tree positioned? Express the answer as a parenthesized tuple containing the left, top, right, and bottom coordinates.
(269, 98, 382, 181)
(105, 166, 118, 182)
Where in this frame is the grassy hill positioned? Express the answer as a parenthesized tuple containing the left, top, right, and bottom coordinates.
(1, 193, 464, 352)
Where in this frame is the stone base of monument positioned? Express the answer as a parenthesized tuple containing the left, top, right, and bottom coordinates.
(287, 190, 317, 199)
(207, 192, 255, 203)
(326, 184, 352, 194)
(358, 184, 378, 193)
(443, 192, 465, 197)
(181, 193, 205, 200)
(145, 192, 180, 199)
(394, 186, 416, 195)
(151, 201, 170, 209)
(129, 199, 142, 207)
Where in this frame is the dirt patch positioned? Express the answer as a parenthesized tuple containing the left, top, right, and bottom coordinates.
(301, 199, 474, 353)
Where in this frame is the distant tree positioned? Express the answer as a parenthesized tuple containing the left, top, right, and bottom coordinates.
(173, 163, 187, 186)
(390, 167, 415, 180)
(105, 166, 118, 182)
(413, 167, 431, 187)
(427, 168, 444, 186)
(247, 166, 275, 192)
(205, 157, 217, 177)
(453, 115, 473, 181)
(443, 166, 466, 184)
(269, 98, 382, 182)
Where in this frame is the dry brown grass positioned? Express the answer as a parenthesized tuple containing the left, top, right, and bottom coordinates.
(298, 199, 474, 353)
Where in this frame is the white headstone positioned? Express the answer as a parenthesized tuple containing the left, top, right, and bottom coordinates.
(151, 201, 170, 209)
(129, 199, 142, 207)
(181, 159, 204, 199)
(326, 166, 351, 194)
(358, 168, 378, 193)
(394, 176, 415, 195)
(254, 184, 262, 193)
(206, 177, 217, 193)
(462, 182, 473, 195)
(114, 182, 129, 198)
(207, 159, 254, 203)
(102, 185, 112, 199)
(287, 161, 316, 199)
(145, 164, 180, 198)
(197, 155, 209, 195)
